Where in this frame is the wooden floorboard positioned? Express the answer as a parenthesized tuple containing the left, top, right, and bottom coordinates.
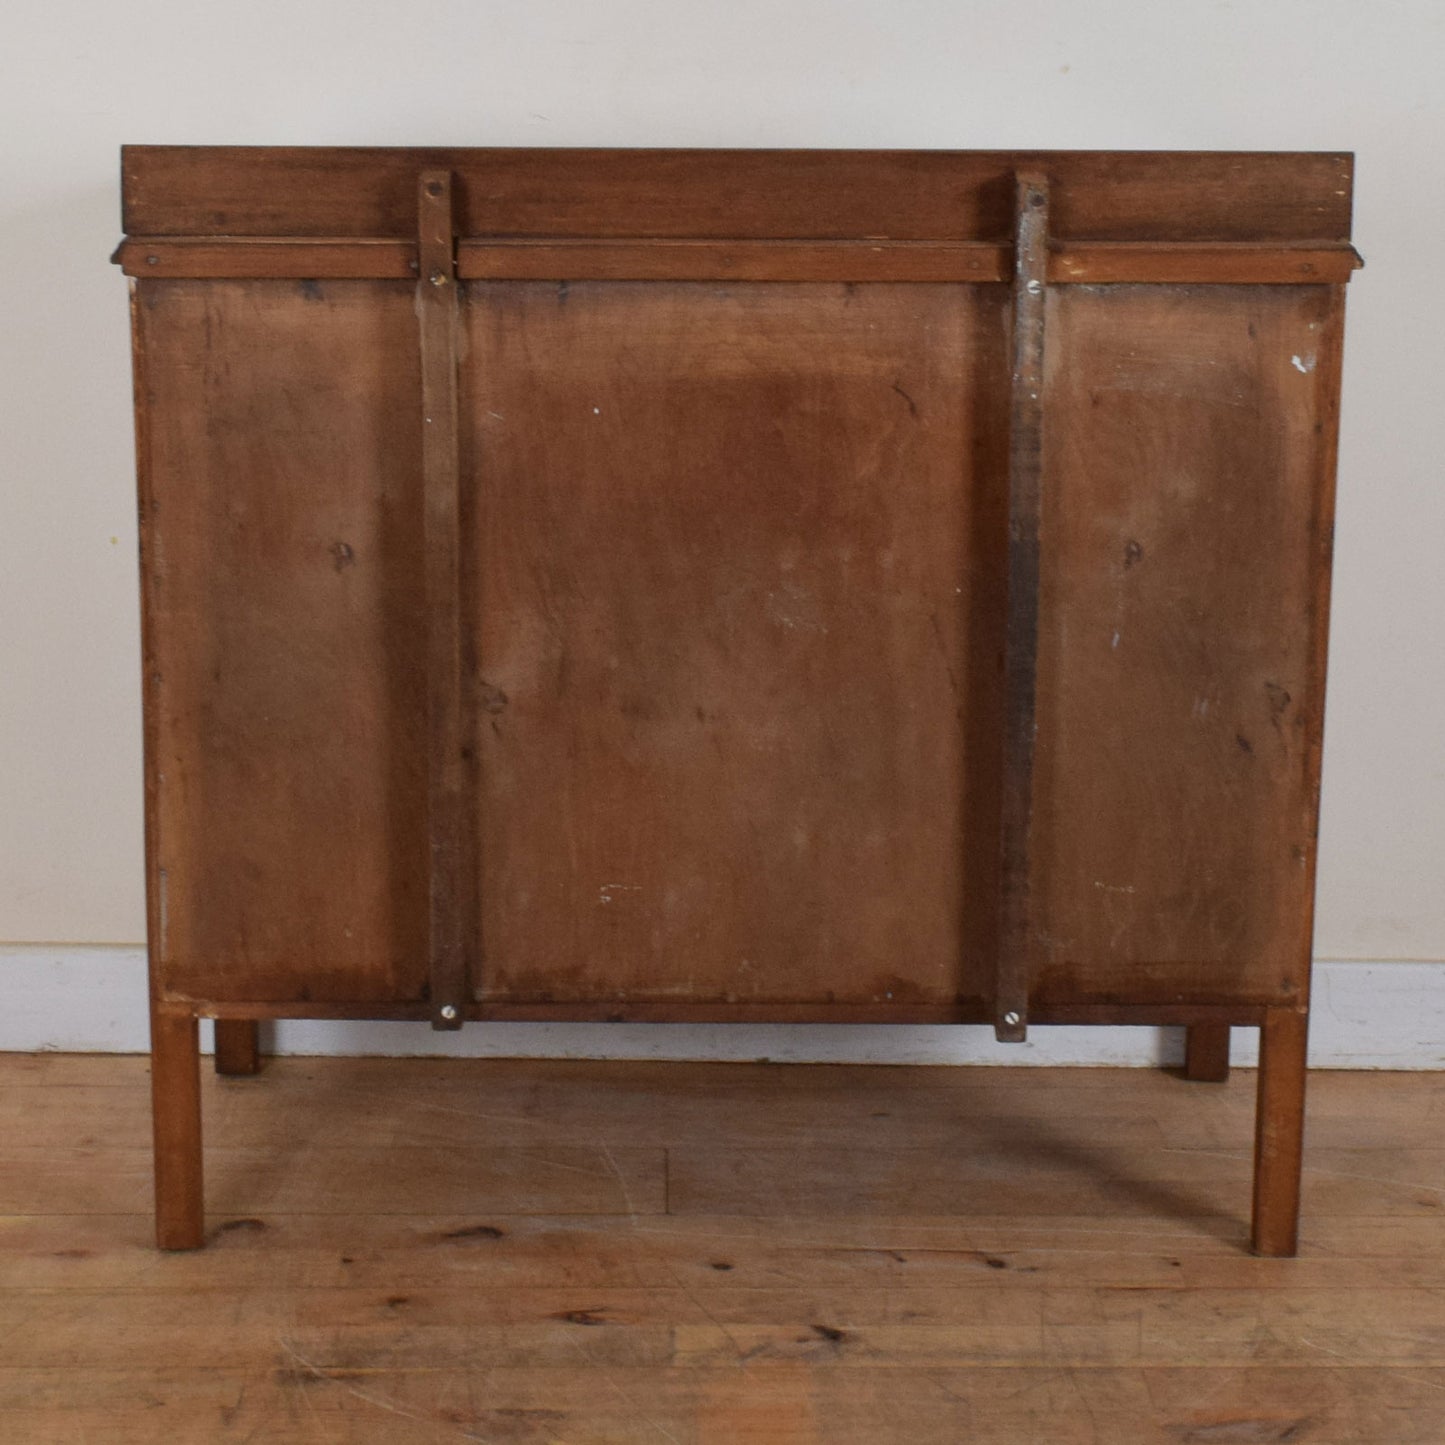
(0, 1055, 1441, 1442)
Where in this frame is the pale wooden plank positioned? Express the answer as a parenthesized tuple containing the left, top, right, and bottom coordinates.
(6, 1053, 1438, 1113)
(4, 1284, 1445, 1371)
(2, 1058, 1444, 1444)
(667, 1145, 1445, 1219)
(2, 1367, 1442, 1445)
(10, 1210, 1445, 1292)
(0, 1144, 664, 1216)
(5, 1056, 1440, 1152)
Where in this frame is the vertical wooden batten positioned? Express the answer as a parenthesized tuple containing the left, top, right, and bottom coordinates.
(418, 171, 470, 1030)
(994, 171, 1050, 1044)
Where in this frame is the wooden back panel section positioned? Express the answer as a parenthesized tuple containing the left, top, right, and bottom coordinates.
(467, 281, 1006, 1007)
(1032, 283, 1344, 1008)
(135, 280, 429, 1004)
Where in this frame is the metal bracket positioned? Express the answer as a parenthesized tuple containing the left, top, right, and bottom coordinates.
(993, 171, 1050, 1044)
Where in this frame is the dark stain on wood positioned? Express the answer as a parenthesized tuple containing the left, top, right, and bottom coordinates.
(1167, 1418, 1317, 1443)
(438, 1222, 506, 1241)
(890, 379, 919, 416)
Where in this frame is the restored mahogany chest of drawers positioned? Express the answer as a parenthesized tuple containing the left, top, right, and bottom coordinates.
(115, 147, 1359, 1251)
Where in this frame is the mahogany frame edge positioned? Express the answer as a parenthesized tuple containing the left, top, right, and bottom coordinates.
(151, 997, 1279, 1027)
(119, 146, 1356, 246)
(112, 237, 1363, 284)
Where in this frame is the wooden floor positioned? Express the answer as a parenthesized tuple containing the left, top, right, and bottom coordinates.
(1, 1054, 1442, 1443)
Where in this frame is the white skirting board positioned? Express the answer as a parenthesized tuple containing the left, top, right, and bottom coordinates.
(0, 945, 1439, 1067)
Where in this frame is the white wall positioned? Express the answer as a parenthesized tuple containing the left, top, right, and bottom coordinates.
(1, 0, 1440, 1060)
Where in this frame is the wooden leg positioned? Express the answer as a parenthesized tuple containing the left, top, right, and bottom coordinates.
(1251, 1009, 1309, 1257)
(150, 1008, 204, 1250)
(1184, 1023, 1231, 1082)
(214, 1018, 262, 1076)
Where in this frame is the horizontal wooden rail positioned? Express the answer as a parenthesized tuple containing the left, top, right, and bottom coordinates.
(157, 995, 1275, 1027)
(114, 236, 1362, 284)
(113, 237, 416, 278)
(121, 146, 1356, 245)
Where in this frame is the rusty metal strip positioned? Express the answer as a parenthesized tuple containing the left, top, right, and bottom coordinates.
(994, 171, 1050, 1044)
(418, 171, 468, 1031)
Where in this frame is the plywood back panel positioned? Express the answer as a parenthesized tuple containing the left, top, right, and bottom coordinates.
(1030, 284, 1343, 1007)
(134, 272, 1344, 1015)
(137, 279, 430, 1004)
(465, 281, 1009, 1007)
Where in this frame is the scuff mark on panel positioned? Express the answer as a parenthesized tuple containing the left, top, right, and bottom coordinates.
(157, 868, 169, 955)
(598, 883, 642, 905)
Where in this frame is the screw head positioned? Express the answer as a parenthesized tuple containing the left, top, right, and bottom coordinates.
(1003, 1011, 1022, 1028)
(439, 1004, 458, 1021)
(429, 270, 449, 287)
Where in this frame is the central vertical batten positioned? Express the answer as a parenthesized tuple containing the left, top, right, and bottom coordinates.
(418, 170, 471, 1030)
(994, 172, 1050, 1043)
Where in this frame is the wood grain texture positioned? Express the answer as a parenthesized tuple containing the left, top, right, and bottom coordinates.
(121, 151, 1358, 1263)
(1185, 1022, 1232, 1082)
(113, 236, 1361, 284)
(148, 1009, 201, 1249)
(1253, 1008, 1310, 1256)
(121, 147, 1355, 244)
(134, 278, 429, 1005)
(463, 279, 1009, 1009)
(176, 1000, 1269, 1025)
(113, 237, 416, 278)
(1030, 284, 1344, 1008)
(212, 1019, 261, 1077)
(995, 172, 1050, 1041)
(3, 1055, 1441, 1442)
(126, 152, 1351, 1031)
(417, 171, 471, 1030)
